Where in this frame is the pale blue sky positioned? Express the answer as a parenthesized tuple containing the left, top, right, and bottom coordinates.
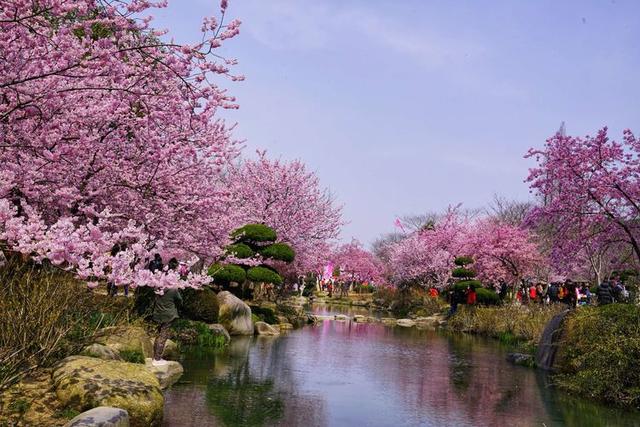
(154, 0, 640, 246)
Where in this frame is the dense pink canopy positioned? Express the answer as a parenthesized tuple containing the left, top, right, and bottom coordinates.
(330, 240, 385, 284)
(0, 0, 243, 289)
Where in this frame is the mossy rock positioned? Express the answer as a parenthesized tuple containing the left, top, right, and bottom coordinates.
(224, 243, 255, 259)
(258, 243, 295, 262)
(181, 287, 219, 323)
(247, 266, 283, 285)
(208, 263, 246, 284)
(249, 305, 278, 324)
(230, 224, 277, 243)
(217, 291, 254, 335)
(52, 356, 163, 427)
(93, 326, 153, 359)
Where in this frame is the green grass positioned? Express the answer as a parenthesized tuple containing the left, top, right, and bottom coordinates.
(554, 304, 640, 408)
(119, 349, 145, 364)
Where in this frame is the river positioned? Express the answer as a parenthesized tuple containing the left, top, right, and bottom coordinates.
(163, 305, 640, 427)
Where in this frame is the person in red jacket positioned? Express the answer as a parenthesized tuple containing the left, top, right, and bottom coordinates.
(466, 286, 477, 305)
(428, 287, 439, 298)
(529, 284, 537, 301)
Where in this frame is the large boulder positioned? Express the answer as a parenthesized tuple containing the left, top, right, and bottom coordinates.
(217, 291, 254, 335)
(81, 344, 122, 361)
(52, 356, 163, 427)
(254, 321, 280, 336)
(64, 406, 129, 427)
(144, 359, 184, 389)
(94, 327, 154, 359)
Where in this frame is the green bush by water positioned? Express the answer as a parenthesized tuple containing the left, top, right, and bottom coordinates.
(247, 266, 283, 285)
(181, 288, 219, 323)
(554, 304, 640, 408)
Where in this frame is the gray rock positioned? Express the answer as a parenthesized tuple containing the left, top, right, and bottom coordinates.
(396, 319, 416, 327)
(254, 321, 280, 336)
(217, 291, 254, 335)
(81, 344, 122, 361)
(162, 339, 179, 360)
(144, 359, 184, 389)
(64, 406, 129, 427)
(334, 314, 349, 321)
(506, 352, 534, 367)
(207, 323, 231, 344)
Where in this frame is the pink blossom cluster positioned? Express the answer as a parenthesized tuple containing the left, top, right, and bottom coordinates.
(0, 0, 244, 289)
(329, 240, 385, 284)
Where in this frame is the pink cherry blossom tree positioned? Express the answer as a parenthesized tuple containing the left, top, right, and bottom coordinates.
(225, 153, 343, 278)
(0, 0, 243, 289)
(526, 127, 640, 279)
(330, 240, 384, 284)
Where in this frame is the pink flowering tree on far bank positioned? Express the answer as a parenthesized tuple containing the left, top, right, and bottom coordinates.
(330, 240, 385, 285)
(0, 0, 243, 289)
(225, 153, 343, 279)
(387, 207, 468, 291)
(526, 127, 640, 281)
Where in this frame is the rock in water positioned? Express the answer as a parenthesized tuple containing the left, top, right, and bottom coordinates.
(52, 356, 163, 427)
(506, 353, 534, 367)
(535, 309, 570, 371)
(144, 359, 184, 389)
(217, 291, 254, 335)
(396, 319, 416, 327)
(81, 344, 122, 361)
(254, 321, 280, 336)
(64, 406, 129, 427)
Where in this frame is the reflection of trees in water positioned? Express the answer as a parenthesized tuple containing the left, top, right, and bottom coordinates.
(206, 336, 327, 427)
(206, 374, 284, 427)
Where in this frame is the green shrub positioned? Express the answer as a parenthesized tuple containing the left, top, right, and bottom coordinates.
(247, 266, 283, 285)
(208, 263, 246, 284)
(181, 288, 219, 323)
(250, 306, 278, 324)
(171, 319, 228, 348)
(231, 224, 277, 243)
(225, 243, 255, 259)
(119, 349, 145, 364)
(259, 243, 295, 262)
(451, 268, 476, 278)
(452, 280, 482, 292)
(555, 304, 640, 407)
(476, 288, 499, 305)
(454, 256, 474, 266)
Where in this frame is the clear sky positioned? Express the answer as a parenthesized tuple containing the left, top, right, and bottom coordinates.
(154, 0, 640, 247)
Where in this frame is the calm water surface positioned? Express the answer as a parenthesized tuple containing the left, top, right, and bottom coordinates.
(163, 305, 640, 427)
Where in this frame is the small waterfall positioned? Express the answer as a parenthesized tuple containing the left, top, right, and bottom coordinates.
(535, 309, 570, 371)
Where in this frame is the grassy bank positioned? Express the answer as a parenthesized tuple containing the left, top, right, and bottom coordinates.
(554, 304, 640, 408)
(447, 304, 567, 350)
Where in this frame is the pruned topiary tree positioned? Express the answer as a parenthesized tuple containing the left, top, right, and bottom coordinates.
(209, 223, 295, 300)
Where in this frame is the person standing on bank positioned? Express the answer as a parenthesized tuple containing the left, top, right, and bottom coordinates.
(151, 282, 182, 366)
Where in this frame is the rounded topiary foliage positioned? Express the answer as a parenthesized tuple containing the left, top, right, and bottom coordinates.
(225, 243, 255, 259)
(476, 288, 500, 305)
(231, 224, 277, 243)
(454, 256, 474, 266)
(180, 287, 219, 323)
(247, 266, 283, 285)
(453, 280, 482, 292)
(451, 267, 476, 278)
(259, 243, 295, 262)
(208, 263, 247, 284)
